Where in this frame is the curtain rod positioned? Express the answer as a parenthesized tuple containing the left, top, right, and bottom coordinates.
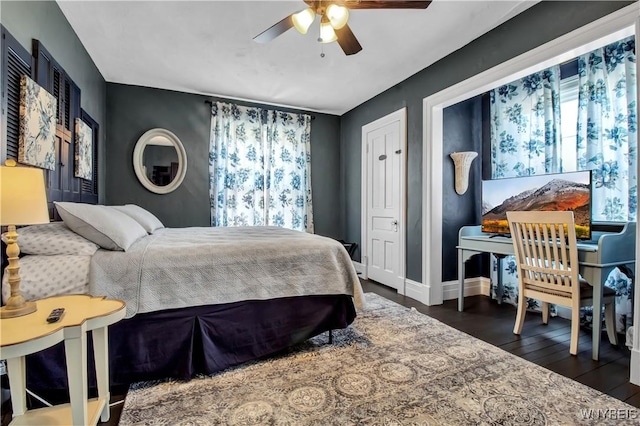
(204, 100, 315, 119)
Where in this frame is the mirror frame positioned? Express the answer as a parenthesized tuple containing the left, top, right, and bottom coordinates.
(133, 128, 187, 194)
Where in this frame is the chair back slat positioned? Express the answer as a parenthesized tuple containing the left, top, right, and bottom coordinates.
(507, 211, 580, 299)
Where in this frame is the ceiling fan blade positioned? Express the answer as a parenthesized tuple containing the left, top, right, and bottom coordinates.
(253, 15, 294, 43)
(335, 24, 362, 56)
(312, 0, 431, 9)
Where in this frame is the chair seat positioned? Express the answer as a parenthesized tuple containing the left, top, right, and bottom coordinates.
(525, 278, 616, 300)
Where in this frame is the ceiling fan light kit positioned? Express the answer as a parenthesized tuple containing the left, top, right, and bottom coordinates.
(254, 1, 432, 56)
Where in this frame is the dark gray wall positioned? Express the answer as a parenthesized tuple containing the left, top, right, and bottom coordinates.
(340, 1, 633, 282)
(0, 0, 107, 201)
(106, 83, 343, 237)
(442, 96, 483, 282)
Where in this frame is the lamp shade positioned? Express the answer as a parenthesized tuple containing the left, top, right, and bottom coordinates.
(319, 21, 337, 43)
(0, 162, 49, 225)
(326, 4, 349, 30)
(292, 8, 316, 34)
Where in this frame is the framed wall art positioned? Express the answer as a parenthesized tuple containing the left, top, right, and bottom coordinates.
(74, 118, 93, 180)
(18, 75, 57, 170)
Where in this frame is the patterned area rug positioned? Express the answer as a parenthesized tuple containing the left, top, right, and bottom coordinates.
(119, 293, 636, 425)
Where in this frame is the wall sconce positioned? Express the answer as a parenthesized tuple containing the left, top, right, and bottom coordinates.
(450, 151, 478, 195)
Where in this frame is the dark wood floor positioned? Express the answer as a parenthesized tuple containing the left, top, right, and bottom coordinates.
(2, 279, 638, 425)
(361, 279, 640, 409)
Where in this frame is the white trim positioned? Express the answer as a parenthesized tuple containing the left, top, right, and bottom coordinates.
(352, 261, 364, 275)
(631, 348, 640, 385)
(422, 4, 639, 308)
(632, 13, 640, 388)
(361, 108, 407, 291)
(442, 277, 490, 301)
(406, 277, 492, 304)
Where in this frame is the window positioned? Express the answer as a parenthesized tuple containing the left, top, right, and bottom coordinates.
(559, 74, 579, 171)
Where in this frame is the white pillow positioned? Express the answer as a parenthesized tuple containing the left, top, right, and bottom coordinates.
(2, 255, 91, 303)
(109, 204, 164, 233)
(6, 222, 99, 256)
(54, 202, 148, 251)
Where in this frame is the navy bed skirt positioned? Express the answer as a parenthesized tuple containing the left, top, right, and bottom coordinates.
(24, 295, 357, 391)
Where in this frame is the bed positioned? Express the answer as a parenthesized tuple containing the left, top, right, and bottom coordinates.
(2, 202, 363, 391)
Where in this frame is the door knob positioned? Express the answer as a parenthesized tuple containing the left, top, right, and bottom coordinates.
(392, 219, 398, 232)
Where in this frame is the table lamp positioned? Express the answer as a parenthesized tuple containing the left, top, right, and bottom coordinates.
(0, 160, 50, 318)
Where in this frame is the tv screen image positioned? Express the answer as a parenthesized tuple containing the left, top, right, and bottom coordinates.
(481, 170, 592, 239)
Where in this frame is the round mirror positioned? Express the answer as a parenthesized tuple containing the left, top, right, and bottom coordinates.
(133, 128, 187, 194)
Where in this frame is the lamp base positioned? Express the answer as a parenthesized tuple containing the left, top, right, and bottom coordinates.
(0, 301, 37, 318)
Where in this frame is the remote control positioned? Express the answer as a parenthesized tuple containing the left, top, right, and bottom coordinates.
(46, 308, 65, 323)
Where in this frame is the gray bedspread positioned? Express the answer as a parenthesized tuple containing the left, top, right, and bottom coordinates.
(90, 226, 363, 318)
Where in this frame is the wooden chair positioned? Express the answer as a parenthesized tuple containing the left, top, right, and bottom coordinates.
(506, 210, 618, 356)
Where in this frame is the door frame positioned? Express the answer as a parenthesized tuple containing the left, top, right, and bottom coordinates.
(361, 107, 407, 293)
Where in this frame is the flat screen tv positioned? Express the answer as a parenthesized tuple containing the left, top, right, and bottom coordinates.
(481, 170, 592, 239)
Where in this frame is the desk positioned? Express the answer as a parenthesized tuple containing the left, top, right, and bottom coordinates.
(457, 223, 635, 361)
(0, 295, 126, 425)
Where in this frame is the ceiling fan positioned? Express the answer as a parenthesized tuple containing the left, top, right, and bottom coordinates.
(253, 1, 432, 56)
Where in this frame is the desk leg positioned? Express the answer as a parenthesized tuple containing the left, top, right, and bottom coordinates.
(458, 249, 465, 312)
(93, 326, 111, 422)
(64, 326, 88, 426)
(494, 254, 508, 305)
(591, 269, 603, 361)
(6, 356, 27, 417)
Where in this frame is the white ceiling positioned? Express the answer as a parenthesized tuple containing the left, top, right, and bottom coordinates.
(57, 0, 538, 115)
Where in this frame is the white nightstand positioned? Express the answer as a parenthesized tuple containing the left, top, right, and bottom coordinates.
(0, 295, 126, 425)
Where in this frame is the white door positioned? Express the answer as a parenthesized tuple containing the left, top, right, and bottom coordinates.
(362, 109, 406, 291)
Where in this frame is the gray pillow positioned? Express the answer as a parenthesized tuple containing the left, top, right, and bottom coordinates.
(109, 204, 164, 233)
(54, 202, 148, 251)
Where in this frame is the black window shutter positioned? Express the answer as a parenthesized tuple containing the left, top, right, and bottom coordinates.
(80, 109, 99, 203)
(1, 25, 34, 163)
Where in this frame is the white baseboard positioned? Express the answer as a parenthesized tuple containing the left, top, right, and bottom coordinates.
(631, 348, 640, 385)
(352, 261, 364, 275)
(404, 277, 491, 305)
(442, 277, 491, 301)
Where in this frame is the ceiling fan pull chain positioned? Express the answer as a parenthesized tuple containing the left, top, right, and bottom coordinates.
(319, 18, 325, 58)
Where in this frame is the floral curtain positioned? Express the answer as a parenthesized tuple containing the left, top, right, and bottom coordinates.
(490, 66, 563, 177)
(576, 36, 637, 222)
(209, 102, 314, 232)
(489, 66, 562, 311)
(576, 36, 636, 332)
(210, 102, 266, 227)
(265, 110, 314, 232)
